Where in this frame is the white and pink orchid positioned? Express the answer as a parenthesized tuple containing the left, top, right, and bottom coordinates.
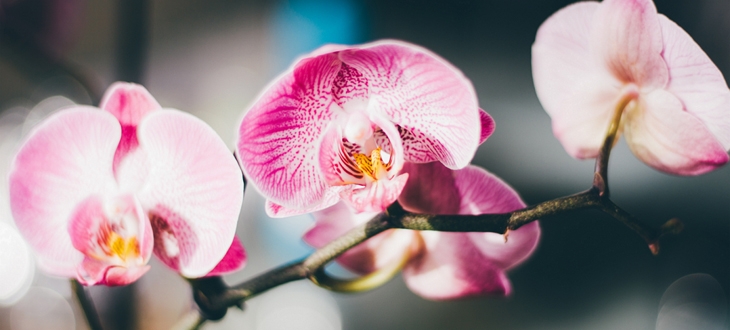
(305, 162, 540, 300)
(9, 83, 245, 286)
(237, 40, 494, 217)
(532, 0, 730, 175)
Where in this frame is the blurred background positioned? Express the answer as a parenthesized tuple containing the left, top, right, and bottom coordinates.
(0, 0, 728, 329)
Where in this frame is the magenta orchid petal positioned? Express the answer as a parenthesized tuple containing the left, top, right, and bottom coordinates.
(9, 107, 120, 277)
(205, 236, 247, 277)
(624, 89, 728, 175)
(592, 0, 668, 89)
(100, 82, 162, 172)
(402, 232, 511, 301)
(455, 166, 540, 269)
(658, 16, 730, 150)
(239, 40, 484, 215)
(339, 41, 480, 168)
(100, 82, 162, 126)
(478, 108, 495, 145)
(398, 162, 461, 214)
(304, 202, 416, 274)
(135, 109, 244, 277)
(237, 52, 342, 210)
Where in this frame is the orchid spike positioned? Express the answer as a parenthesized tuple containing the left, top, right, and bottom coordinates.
(532, 0, 730, 175)
(304, 162, 540, 300)
(237, 40, 494, 217)
(9, 83, 245, 286)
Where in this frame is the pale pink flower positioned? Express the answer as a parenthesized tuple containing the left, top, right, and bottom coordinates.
(9, 83, 245, 286)
(304, 162, 540, 300)
(532, 0, 730, 175)
(237, 40, 494, 217)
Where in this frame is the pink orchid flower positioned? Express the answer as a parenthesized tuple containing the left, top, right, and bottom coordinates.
(9, 83, 245, 286)
(304, 162, 540, 300)
(237, 40, 494, 217)
(532, 0, 730, 175)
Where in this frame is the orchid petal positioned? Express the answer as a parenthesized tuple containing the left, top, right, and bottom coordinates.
(99, 82, 162, 171)
(552, 75, 622, 159)
(265, 186, 344, 218)
(403, 231, 511, 300)
(103, 265, 151, 286)
(67, 194, 153, 264)
(592, 0, 668, 89)
(624, 89, 728, 175)
(9, 108, 119, 277)
(340, 40, 480, 168)
(658, 15, 730, 150)
(136, 110, 244, 277)
(339, 173, 409, 213)
(100, 82, 161, 126)
(205, 236, 247, 277)
(398, 162, 460, 214)
(304, 202, 416, 274)
(531, 1, 600, 123)
(77, 258, 150, 286)
(456, 166, 540, 270)
(478, 108, 495, 145)
(532, 2, 623, 158)
(237, 52, 342, 209)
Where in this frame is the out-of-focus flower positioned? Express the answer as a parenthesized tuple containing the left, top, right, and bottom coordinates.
(237, 40, 493, 217)
(532, 0, 730, 175)
(9, 83, 245, 286)
(304, 162, 540, 300)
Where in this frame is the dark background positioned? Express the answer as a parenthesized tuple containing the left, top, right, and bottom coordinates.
(0, 0, 728, 329)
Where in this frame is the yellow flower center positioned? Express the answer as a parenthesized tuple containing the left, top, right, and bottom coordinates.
(352, 147, 391, 181)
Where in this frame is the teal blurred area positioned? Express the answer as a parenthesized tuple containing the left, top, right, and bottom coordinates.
(0, 0, 728, 329)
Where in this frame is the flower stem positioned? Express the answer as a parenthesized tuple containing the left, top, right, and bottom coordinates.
(188, 187, 680, 313)
(70, 280, 104, 330)
(593, 94, 635, 196)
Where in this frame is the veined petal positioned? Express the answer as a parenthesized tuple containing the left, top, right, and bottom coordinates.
(136, 110, 244, 277)
(340, 40, 480, 169)
(658, 15, 730, 150)
(9, 108, 119, 277)
(237, 52, 342, 209)
(304, 202, 416, 274)
(624, 89, 728, 175)
(403, 231, 511, 300)
(532, 1, 601, 118)
(592, 0, 668, 88)
(456, 166, 540, 270)
(99, 82, 162, 172)
(265, 186, 344, 218)
(479, 108, 495, 145)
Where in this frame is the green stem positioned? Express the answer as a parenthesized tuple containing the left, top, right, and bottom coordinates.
(70, 280, 104, 330)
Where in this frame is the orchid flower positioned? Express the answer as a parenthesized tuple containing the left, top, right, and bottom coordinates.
(9, 83, 245, 286)
(237, 40, 494, 217)
(532, 0, 730, 175)
(304, 162, 540, 300)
